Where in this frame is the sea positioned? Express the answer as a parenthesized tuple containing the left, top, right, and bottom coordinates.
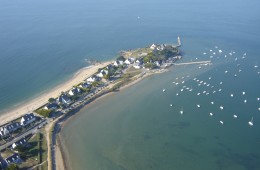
(1, 0, 260, 169)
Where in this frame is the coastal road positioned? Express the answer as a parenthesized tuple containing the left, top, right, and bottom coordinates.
(0, 119, 48, 151)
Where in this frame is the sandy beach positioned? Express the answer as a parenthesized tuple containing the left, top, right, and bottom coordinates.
(0, 61, 112, 126)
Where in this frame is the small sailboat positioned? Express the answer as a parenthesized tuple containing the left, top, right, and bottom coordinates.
(230, 94, 234, 97)
(220, 121, 224, 125)
(181, 89, 184, 92)
(197, 93, 201, 95)
(209, 113, 213, 116)
(244, 99, 247, 103)
(225, 70, 228, 74)
(220, 82, 223, 85)
(176, 93, 179, 96)
(220, 106, 224, 110)
(163, 89, 166, 92)
(209, 77, 212, 80)
(197, 104, 201, 108)
(218, 89, 222, 92)
(234, 74, 237, 77)
(233, 115, 238, 118)
(248, 117, 254, 126)
(170, 104, 173, 107)
(211, 101, 214, 104)
(218, 49, 222, 53)
(203, 52, 207, 55)
(258, 98, 260, 101)
(180, 108, 184, 115)
(242, 91, 246, 95)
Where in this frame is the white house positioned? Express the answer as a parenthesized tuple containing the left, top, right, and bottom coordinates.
(20, 113, 36, 126)
(0, 122, 20, 137)
(113, 60, 124, 67)
(79, 82, 91, 89)
(0, 127, 9, 137)
(87, 76, 97, 83)
(68, 87, 81, 96)
(12, 138, 26, 149)
(125, 58, 134, 65)
(57, 94, 72, 105)
(133, 64, 141, 69)
(97, 70, 108, 78)
(150, 44, 157, 50)
(44, 103, 58, 110)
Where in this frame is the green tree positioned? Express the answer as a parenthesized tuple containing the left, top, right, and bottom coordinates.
(116, 56, 125, 61)
(7, 164, 19, 170)
(48, 98, 55, 103)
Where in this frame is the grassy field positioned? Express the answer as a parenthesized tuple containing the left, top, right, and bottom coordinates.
(18, 132, 48, 170)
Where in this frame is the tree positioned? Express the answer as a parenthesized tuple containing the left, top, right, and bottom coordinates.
(48, 98, 55, 103)
(7, 164, 19, 170)
(116, 55, 125, 61)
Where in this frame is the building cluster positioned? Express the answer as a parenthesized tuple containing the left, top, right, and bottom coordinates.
(0, 113, 36, 138)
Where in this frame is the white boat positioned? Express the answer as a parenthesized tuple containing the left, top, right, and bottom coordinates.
(203, 82, 207, 85)
(254, 65, 258, 68)
(175, 83, 179, 85)
(206, 93, 209, 95)
(209, 77, 212, 80)
(207, 84, 210, 86)
(197, 104, 201, 108)
(215, 46, 218, 49)
(258, 108, 260, 111)
(248, 117, 254, 126)
(225, 55, 227, 58)
(176, 93, 179, 96)
(220, 106, 224, 110)
(234, 74, 237, 77)
(219, 89, 222, 92)
(242, 91, 246, 95)
(244, 99, 247, 103)
(235, 57, 238, 61)
(213, 91, 216, 93)
(220, 82, 223, 85)
(209, 113, 213, 116)
(203, 91, 206, 94)
(203, 52, 207, 55)
(182, 76, 185, 79)
(180, 108, 183, 114)
(197, 93, 200, 95)
(258, 98, 260, 101)
(213, 52, 216, 55)
(176, 77, 179, 80)
(163, 89, 166, 92)
(233, 115, 238, 118)
(218, 50, 222, 53)
(230, 94, 234, 97)
(198, 66, 202, 69)
(238, 69, 242, 72)
(170, 104, 173, 107)
(210, 49, 212, 52)
(225, 70, 228, 74)
(182, 81, 185, 84)
(181, 89, 184, 92)
(220, 121, 224, 125)
(211, 101, 214, 104)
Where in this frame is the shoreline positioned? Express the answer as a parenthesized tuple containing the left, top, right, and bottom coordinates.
(53, 69, 167, 170)
(0, 61, 112, 126)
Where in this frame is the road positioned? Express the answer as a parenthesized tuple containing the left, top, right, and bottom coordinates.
(0, 118, 49, 151)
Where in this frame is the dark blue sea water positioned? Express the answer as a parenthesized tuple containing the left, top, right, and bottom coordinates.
(1, 0, 260, 169)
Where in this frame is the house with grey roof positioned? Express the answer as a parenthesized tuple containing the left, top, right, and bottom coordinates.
(57, 94, 72, 105)
(68, 87, 81, 96)
(0, 122, 21, 137)
(12, 138, 26, 149)
(44, 103, 58, 110)
(5, 154, 21, 165)
(79, 82, 91, 89)
(20, 113, 36, 126)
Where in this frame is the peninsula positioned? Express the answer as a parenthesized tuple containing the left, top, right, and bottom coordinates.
(0, 38, 182, 170)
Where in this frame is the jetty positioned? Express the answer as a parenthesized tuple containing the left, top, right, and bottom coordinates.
(173, 60, 211, 66)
